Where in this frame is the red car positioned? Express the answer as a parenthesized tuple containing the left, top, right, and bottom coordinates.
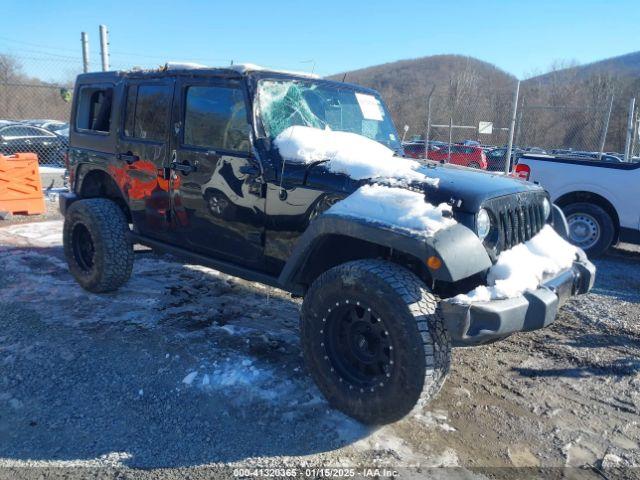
(428, 145, 487, 169)
(404, 143, 487, 169)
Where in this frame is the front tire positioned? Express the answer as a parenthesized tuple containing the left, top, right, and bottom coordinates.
(301, 259, 451, 425)
(563, 202, 614, 257)
(63, 198, 134, 293)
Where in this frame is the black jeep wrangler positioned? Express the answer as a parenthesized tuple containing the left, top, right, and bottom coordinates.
(60, 65, 595, 425)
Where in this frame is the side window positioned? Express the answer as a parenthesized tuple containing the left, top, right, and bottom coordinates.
(123, 84, 172, 142)
(0, 126, 26, 137)
(76, 85, 113, 133)
(183, 85, 251, 152)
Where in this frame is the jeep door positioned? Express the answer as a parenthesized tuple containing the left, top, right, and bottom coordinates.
(170, 78, 266, 267)
(116, 79, 175, 241)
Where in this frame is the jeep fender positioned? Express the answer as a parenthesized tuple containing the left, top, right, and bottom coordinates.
(278, 213, 492, 289)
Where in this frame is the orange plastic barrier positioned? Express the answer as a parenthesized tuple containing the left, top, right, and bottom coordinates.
(0, 153, 45, 215)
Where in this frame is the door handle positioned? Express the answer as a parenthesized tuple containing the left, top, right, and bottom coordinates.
(118, 153, 140, 164)
(171, 161, 195, 174)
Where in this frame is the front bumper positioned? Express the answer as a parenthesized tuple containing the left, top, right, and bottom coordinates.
(441, 249, 596, 347)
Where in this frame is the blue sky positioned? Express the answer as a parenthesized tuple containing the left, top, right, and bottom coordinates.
(2, 0, 638, 81)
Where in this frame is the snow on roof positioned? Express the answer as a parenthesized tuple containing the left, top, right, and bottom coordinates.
(227, 63, 320, 78)
(163, 62, 320, 78)
(164, 62, 209, 70)
(327, 184, 455, 237)
(274, 126, 439, 186)
(452, 225, 578, 304)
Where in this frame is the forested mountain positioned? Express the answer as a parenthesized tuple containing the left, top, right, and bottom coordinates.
(328, 52, 640, 152)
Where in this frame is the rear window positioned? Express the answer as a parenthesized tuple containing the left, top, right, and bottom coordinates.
(75, 85, 113, 133)
(124, 84, 173, 142)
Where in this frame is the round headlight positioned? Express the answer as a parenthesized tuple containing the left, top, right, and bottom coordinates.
(542, 198, 551, 220)
(476, 208, 491, 240)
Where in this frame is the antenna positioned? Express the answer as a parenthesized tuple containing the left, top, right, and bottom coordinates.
(342, 73, 347, 82)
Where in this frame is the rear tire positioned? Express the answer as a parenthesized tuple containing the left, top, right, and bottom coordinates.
(63, 198, 134, 293)
(468, 161, 481, 169)
(563, 202, 614, 257)
(301, 259, 451, 425)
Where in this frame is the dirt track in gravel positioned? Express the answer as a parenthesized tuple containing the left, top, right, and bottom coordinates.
(0, 215, 638, 479)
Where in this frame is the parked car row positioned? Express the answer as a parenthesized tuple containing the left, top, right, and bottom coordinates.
(0, 119, 69, 166)
(402, 139, 637, 173)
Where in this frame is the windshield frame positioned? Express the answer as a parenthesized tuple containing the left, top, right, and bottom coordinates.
(247, 72, 402, 153)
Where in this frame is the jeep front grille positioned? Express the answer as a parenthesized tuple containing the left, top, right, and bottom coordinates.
(484, 193, 548, 252)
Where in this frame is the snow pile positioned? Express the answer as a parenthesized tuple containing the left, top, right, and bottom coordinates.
(274, 126, 439, 186)
(327, 184, 455, 236)
(453, 225, 578, 303)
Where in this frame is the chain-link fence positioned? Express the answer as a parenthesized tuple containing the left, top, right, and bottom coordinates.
(401, 80, 640, 172)
(0, 53, 80, 167)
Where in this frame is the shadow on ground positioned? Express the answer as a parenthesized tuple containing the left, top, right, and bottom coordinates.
(0, 245, 372, 468)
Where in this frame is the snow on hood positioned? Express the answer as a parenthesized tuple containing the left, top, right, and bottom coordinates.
(273, 126, 439, 187)
(452, 225, 578, 304)
(327, 184, 455, 237)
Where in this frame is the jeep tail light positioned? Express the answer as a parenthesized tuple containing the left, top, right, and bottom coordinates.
(64, 150, 69, 170)
(514, 163, 530, 180)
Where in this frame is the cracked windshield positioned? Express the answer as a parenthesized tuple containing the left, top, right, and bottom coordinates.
(257, 79, 402, 152)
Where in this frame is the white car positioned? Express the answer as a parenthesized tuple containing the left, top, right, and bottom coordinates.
(515, 154, 640, 256)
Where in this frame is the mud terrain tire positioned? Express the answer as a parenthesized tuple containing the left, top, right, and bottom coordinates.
(301, 259, 451, 425)
(63, 198, 134, 293)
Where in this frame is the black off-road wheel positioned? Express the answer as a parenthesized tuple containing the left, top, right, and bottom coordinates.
(63, 198, 134, 293)
(301, 259, 451, 425)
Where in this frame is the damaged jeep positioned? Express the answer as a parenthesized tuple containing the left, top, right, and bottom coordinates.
(60, 64, 595, 425)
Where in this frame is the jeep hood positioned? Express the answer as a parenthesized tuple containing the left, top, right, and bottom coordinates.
(405, 163, 544, 213)
(273, 126, 544, 213)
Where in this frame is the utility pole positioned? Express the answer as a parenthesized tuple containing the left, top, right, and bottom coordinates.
(81, 32, 90, 73)
(624, 97, 636, 162)
(99, 24, 110, 71)
(598, 94, 615, 160)
(504, 80, 520, 174)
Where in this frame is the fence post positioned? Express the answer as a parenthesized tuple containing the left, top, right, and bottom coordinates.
(99, 25, 110, 71)
(447, 116, 453, 164)
(424, 85, 435, 161)
(81, 32, 90, 73)
(632, 109, 640, 158)
(514, 100, 524, 147)
(598, 95, 615, 160)
(624, 97, 636, 162)
(504, 80, 520, 174)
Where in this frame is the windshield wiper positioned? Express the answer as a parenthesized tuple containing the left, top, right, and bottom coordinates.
(303, 159, 330, 184)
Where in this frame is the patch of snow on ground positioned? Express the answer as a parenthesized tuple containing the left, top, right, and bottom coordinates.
(327, 184, 455, 236)
(414, 410, 457, 432)
(274, 126, 439, 186)
(185, 355, 298, 403)
(453, 225, 578, 303)
(0, 220, 62, 247)
(38, 166, 66, 174)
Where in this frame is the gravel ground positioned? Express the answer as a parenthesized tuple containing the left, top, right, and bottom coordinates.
(0, 214, 638, 479)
